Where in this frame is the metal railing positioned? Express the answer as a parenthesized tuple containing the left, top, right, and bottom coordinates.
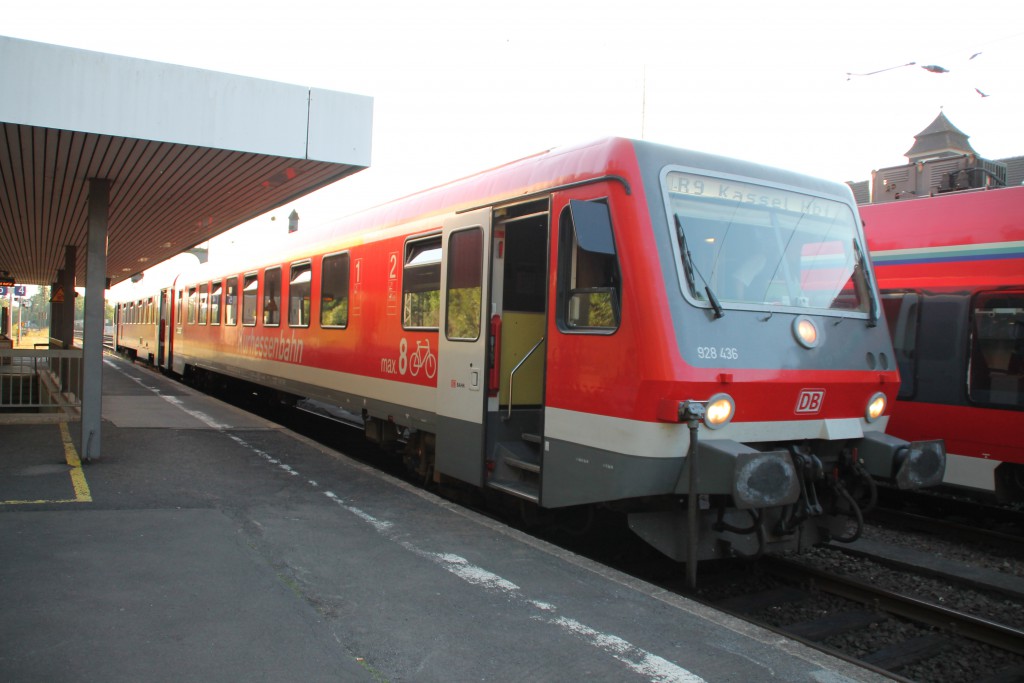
(505, 336, 545, 420)
(0, 345, 83, 415)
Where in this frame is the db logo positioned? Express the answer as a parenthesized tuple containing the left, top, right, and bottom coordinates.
(795, 389, 825, 414)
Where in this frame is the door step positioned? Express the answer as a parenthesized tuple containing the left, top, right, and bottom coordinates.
(488, 439, 541, 503)
(494, 439, 541, 471)
(488, 479, 539, 503)
(504, 452, 540, 473)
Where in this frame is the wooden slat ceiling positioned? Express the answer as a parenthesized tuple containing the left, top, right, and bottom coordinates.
(0, 122, 363, 287)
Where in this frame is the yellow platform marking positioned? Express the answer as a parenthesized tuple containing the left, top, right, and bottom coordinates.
(1, 423, 93, 505)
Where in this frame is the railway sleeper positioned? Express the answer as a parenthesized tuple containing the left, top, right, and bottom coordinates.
(861, 633, 949, 670)
(783, 609, 885, 641)
(714, 585, 809, 614)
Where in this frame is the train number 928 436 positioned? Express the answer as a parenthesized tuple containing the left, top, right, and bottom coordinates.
(696, 346, 738, 361)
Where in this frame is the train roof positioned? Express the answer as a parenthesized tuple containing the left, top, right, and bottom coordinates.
(147, 137, 861, 287)
(861, 185, 1024, 252)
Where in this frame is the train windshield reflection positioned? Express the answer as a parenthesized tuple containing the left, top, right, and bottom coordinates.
(665, 171, 871, 316)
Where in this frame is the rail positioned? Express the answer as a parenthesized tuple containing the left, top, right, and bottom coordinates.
(0, 346, 83, 415)
(762, 557, 1024, 658)
(506, 336, 544, 420)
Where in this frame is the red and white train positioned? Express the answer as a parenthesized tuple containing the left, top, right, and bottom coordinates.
(861, 185, 1024, 500)
(115, 137, 945, 563)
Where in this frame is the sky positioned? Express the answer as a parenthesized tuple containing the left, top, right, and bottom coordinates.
(5, 0, 1024, 291)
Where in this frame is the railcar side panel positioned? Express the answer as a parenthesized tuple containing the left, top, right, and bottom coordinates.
(863, 186, 1024, 496)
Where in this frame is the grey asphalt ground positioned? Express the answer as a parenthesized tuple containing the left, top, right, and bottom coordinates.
(0, 355, 889, 682)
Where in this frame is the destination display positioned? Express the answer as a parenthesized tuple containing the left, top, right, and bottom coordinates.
(665, 171, 842, 220)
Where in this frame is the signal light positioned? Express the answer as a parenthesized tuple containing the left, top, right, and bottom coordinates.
(866, 392, 887, 422)
(793, 316, 819, 349)
(704, 393, 735, 429)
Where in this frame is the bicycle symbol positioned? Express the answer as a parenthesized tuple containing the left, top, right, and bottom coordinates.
(401, 338, 437, 379)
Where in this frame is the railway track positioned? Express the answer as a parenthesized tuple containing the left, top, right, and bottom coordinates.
(868, 506, 1024, 557)
(876, 486, 1024, 538)
(775, 557, 1023, 652)
(698, 552, 1024, 682)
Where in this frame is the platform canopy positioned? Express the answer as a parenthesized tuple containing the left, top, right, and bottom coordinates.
(0, 36, 373, 287)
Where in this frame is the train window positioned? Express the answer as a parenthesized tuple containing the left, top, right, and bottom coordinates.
(176, 290, 183, 326)
(881, 291, 920, 399)
(446, 228, 483, 341)
(225, 276, 238, 326)
(968, 292, 1024, 409)
(403, 235, 442, 329)
(242, 273, 258, 326)
(288, 262, 312, 327)
(187, 287, 197, 325)
(665, 171, 869, 318)
(320, 252, 350, 328)
(264, 267, 281, 326)
(558, 199, 621, 332)
(210, 281, 222, 326)
(198, 284, 209, 325)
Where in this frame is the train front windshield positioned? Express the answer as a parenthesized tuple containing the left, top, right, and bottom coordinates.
(665, 171, 872, 317)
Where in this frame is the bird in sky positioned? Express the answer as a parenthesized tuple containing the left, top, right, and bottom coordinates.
(848, 52, 994, 98)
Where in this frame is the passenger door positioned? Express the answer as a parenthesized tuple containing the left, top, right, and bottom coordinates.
(435, 209, 492, 485)
(157, 288, 172, 370)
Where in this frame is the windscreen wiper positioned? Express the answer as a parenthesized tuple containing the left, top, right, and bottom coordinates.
(853, 238, 879, 327)
(674, 214, 724, 319)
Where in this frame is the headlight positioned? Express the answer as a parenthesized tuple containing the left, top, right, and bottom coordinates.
(793, 316, 820, 349)
(705, 393, 735, 429)
(866, 392, 887, 422)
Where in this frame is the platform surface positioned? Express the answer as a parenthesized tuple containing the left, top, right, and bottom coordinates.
(0, 354, 888, 682)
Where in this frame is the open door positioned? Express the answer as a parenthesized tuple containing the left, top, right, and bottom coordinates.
(435, 209, 491, 485)
(157, 287, 171, 371)
(484, 202, 550, 503)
